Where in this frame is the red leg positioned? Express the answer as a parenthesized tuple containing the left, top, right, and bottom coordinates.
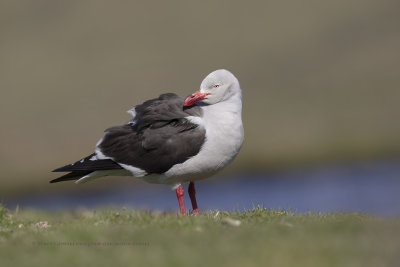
(188, 182, 199, 214)
(175, 184, 186, 215)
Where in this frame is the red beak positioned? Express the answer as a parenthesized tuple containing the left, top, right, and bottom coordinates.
(184, 90, 210, 107)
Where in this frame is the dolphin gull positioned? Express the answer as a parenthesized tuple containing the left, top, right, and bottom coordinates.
(51, 69, 244, 214)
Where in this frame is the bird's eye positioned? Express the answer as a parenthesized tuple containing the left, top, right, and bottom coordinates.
(213, 84, 220, 88)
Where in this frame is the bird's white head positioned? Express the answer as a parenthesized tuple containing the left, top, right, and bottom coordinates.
(184, 69, 241, 107)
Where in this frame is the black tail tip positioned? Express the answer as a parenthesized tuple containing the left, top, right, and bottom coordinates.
(52, 167, 66, 172)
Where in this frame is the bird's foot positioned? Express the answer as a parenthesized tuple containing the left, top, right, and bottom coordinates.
(191, 208, 199, 215)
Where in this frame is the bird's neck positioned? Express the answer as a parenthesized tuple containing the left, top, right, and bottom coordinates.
(201, 93, 243, 124)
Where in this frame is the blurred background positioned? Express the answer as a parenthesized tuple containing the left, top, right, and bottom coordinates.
(1, 0, 399, 215)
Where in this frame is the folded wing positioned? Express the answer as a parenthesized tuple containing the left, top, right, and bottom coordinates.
(51, 93, 205, 183)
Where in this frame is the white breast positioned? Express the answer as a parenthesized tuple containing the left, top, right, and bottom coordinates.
(161, 95, 244, 185)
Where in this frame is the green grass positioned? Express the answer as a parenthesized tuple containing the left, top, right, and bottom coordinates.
(1, 204, 399, 267)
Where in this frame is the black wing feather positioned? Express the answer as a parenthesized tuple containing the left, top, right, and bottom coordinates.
(52, 153, 122, 172)
(49, 171, 92, 183)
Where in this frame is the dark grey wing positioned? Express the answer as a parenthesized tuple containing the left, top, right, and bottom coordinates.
(99, 122, 205, 173)
(99, 94, 205, 174)
(50, 93, 205, 183)
(131, 93, 202, 131)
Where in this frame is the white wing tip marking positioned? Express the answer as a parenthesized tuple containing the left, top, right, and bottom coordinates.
(127, 107, 137, 118)
(119, 163, 147, 177)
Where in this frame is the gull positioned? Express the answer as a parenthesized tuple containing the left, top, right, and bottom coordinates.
(51, 69, 244, 214)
